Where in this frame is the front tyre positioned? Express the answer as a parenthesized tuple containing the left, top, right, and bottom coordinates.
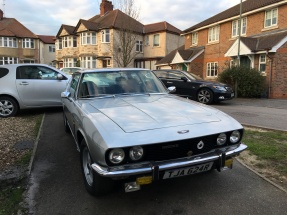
(80, 140, 115, 196)
(0, 96, 18, 117)
(197, 88, 213, 104)
(63, 113, 70, 133)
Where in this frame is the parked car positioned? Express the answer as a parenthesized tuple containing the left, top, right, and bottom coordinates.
(0, 64, 70, 117)
(60, 67, 84, 75)
(61, 68, 247, 196)
(153, 69, 234, 104)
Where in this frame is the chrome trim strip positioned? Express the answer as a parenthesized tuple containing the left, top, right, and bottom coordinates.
(91, 143, 247, 177)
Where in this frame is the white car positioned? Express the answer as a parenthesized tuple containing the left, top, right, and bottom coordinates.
(60, 67, 84, 75)
(0, 64, 70, 117)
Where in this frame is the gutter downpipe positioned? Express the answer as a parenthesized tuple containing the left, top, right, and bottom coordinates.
(266, 49, 273, 98)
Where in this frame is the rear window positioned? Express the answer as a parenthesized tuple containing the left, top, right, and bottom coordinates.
(0, 68, 9, 79)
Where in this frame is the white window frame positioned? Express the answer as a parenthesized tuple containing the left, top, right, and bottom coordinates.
(22, 38, 35, 49)
(232, 17, 247, 37)
(265, 8, 278, 28)
(81, 32, 96, 45)
(62, 36, 77, 48)
(259, 54, 266, 72)
(64, 58, 77, 68)
(153, 34, 160, 47)
(101, 30, 110, 43)
(49, 45, 55, 52)
(0, 37, 18, 48)
(207, 62, 218, 77)
(23, 59, 35, 64)
(208, 26, 220, 43)
(136, 40, 143, 52)
(191, 32, 198, 45)
(0, 56, 18, 65)
(56, 39, 62, 50)
(80, 56, 96, 68)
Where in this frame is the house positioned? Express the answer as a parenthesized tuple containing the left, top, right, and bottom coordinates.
(55, 0, 184, 70)
(163, 0, 287, 99)
(0, 9, 39, 64)
(38, 35, 56, 66)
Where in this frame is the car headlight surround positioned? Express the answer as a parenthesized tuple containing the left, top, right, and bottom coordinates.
(129, 146, 144, 161)
(213, 86, 227, 91)
(217, 133, 227, 145)
(109, 148, 125, 164)
(230, 130, 241, 144)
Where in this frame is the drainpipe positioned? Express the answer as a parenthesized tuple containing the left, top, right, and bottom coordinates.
(266, 49, 273, 98)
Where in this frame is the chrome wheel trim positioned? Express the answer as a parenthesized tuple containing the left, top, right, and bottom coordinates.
(0, 99, 14, 117)
(82, 147, 94, 186)
(198, 90, 211, 104)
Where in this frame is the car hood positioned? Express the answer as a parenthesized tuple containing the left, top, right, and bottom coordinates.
(86, 95, 221, 133)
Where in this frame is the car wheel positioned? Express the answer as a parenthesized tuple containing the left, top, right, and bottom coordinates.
(80, 140, 115, 196)
(63, 113, 70, 133)
(0, 96, 18, 117)
(197, 88, 213, 104)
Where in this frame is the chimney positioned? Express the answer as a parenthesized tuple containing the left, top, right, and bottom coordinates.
(100, 0, 113, 16)
(0, 10, 3, 20)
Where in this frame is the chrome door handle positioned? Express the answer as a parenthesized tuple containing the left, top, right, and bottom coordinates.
(20, 82, 29, 85)
(167, 81, 173, 84)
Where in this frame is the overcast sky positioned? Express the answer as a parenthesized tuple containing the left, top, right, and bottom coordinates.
(3, 0, 240, 36)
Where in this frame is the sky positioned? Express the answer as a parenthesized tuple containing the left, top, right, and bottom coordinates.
(3, 0, 241, 36)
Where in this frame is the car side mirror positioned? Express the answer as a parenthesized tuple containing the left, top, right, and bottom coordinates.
(61, 91, 71, 99)
(181, 76, 189, 82)
(168, 86, 176, 93)
(57, 74, 64, 80)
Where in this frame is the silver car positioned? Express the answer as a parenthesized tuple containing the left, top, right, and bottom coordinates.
(0, 64, 69, 117)
(61, 68, 247, 196)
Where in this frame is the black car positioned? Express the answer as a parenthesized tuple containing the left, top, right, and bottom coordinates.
(153, 69, 234, 104)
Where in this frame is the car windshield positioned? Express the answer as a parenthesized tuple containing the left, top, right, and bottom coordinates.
(78, 70, 168, 98)
(182, 71, 203, 81)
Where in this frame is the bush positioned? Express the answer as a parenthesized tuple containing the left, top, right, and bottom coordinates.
(218, 66, 266, 98)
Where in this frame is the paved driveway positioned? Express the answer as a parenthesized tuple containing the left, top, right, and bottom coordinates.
(25, 105, 287, 215)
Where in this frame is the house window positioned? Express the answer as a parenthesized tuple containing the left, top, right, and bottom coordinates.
(208, 26, 220, 43)
(81, 32, 96, 45)
(0, 56, 18, 65)
(80, 56, 96, 68)
(56, 39, 62, 50)
(23, 59, 35, 63)
(136, 40, 143, 52)
(0, 37, 17, 48)
(73, 37, 77, 47)
(191, 32, 198, 45)
(64, 58, 77, 67)
(145, 35, 149, 46)
(259, 55, 266, 72)
(22, 38, 35, 49)
(153, 34, 159, 46)
(232, 17, 247, 37)
(207, 62, 218, 77)
(102, 30, 110, 43)
(49, 45, 55, 52)
(265, 8, 278, 28)
(62, 36, 77, 48)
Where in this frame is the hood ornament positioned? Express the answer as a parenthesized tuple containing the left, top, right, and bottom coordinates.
(177, 130, 189, 134)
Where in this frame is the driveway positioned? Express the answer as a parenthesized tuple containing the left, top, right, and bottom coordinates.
(25, 99, 287, 215)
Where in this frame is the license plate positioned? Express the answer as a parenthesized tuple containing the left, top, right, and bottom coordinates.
(163, 162, 213, 179)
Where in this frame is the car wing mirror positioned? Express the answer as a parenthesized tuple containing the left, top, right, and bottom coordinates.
(168, 86, 176, 93)
(61, 91, 71, 99)
(57, 74, 64, 80)
(181, 76, 189, 82)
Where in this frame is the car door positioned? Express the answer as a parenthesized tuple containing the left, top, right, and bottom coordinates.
(15, 65, 69, 107)
(166, 71, 194, 97)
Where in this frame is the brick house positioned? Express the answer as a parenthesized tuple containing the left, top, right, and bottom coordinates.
(0, 9, 39, 64)
(55, 0, 183, 70)
(160, 0, 287, 99)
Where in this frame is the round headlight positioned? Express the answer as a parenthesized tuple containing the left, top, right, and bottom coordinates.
(129, 146, 144, 161)
(230, 130, 241, 143)
(109, 148, 125, 164)
(217, 133, 227, 145)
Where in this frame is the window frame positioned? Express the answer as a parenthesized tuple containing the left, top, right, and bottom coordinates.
(0, 56, 18, 65)
(0, 37, 18, 48)
(191, 32, 198, 45)
(136, 40, 143, 52)
(232, 17, 247, 38)
(101, 29, 110, 43)
(265, 8, 278, 28)
(81, 32, 97, 45)
(80, 56, 97, 68)
(22, 38, 35, 49)
(153, 34, 160, 47)
(259, 54, 266, 72)
(208, 26, 220, 43)
(206, 62, 218, 77)
(49, 45, 55, 52)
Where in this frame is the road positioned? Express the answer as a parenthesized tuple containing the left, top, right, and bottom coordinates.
(25, 101, 287, 215)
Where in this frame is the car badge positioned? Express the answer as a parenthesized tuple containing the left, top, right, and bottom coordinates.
(177, 130, 189, 134)
(187, 151, 193, 156)
(197, 141, 204, 149)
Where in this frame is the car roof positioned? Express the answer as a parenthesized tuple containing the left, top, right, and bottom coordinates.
(75, 68, 150, 74)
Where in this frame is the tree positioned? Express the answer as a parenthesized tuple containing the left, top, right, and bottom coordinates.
(113, 0, 142, 67)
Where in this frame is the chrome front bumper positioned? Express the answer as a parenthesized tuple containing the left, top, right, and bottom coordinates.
(91, 143, 247, 178)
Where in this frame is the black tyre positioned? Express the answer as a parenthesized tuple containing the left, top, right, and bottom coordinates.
(80, 140, 115, 196)
(0, 96, 18, 117)
(197, 88, 214, 104)
(63, 113, 70, 133)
